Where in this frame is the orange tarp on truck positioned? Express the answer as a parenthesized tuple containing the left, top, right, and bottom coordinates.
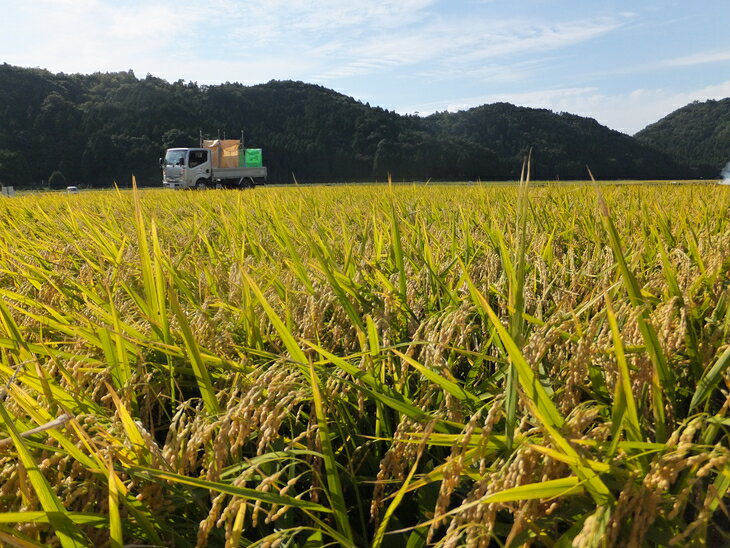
(203, 139, 241, 168)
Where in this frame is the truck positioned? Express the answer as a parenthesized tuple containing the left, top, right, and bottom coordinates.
(161, 138, 266, 190)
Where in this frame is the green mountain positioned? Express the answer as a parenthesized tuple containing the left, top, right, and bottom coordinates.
(635, 98, 730, 174)
(0, 63, 702, 187)
(424, 104, 696, 180)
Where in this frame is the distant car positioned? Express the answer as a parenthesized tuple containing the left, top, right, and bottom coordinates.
(66, 186, 79, 194)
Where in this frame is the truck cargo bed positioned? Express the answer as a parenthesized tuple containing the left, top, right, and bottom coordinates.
(211, 167, 267, 180)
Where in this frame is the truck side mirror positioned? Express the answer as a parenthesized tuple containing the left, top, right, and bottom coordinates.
(159, 158, 163, 168)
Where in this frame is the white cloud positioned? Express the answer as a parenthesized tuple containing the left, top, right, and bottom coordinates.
(309, 14, 625, 82)
(413, 59, 540, 84)
(455, 17, 623, 63)
(661, 50, 730, 67)
(37, 0, 98, 6)
(1, 0, 628, 84)
(108, 5, 188, 40)
(2, 1, 204, 74)
(202, 0, 438, 48)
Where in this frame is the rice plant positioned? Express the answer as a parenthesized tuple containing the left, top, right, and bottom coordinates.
(0, 181, 728, 547)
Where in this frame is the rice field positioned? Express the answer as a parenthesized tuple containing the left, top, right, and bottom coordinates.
(0, 181, 728, 547)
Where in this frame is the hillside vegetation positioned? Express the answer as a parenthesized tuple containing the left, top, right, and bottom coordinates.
(0, 183, 728, 546)
(0, 64, 704, 187)
(635, 98, 730, 172)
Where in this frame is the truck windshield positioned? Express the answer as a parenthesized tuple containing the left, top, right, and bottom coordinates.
(164, 150, 186, 166)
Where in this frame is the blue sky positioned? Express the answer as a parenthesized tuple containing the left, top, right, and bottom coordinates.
(2, 0, 729, 134)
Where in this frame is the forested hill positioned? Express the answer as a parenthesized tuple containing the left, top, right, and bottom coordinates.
(424, 104, 696, 180)
(0, 63, 705, 187)
(634, 98, 730, 173)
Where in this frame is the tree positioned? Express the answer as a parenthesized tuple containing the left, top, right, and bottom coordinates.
(48, 170, 67, 190)
(0, 149, 32, 187)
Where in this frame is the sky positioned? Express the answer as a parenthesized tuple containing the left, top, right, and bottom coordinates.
(2, 0, 729, 134)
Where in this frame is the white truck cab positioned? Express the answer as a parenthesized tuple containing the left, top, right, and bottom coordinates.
(161, 145, 266, 190)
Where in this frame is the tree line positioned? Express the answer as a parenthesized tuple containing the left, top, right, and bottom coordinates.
(0, 63, 712, 188)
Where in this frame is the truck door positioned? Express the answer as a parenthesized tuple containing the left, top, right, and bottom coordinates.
(187, 150, 211, 186)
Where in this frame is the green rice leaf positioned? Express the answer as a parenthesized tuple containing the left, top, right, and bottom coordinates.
(308, 363, 355, 544)
(168, 288, 220, 415)
(690, 345, 730, 413)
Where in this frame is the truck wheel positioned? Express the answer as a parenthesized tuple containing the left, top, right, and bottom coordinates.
(239, 177, 255, 189)
(195, 179, 208, 190)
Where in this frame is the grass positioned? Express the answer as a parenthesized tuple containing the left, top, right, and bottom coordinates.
(0, 181, 728, 547)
